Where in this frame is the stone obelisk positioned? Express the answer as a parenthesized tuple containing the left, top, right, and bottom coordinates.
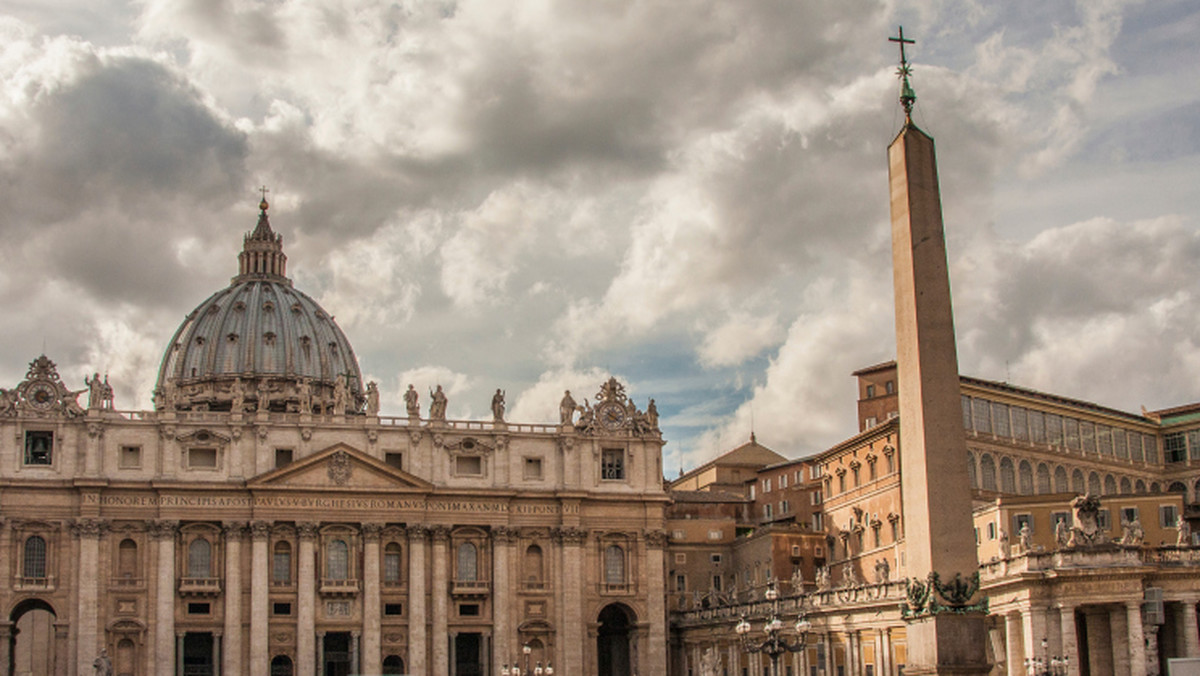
(888, 28, 989, 675)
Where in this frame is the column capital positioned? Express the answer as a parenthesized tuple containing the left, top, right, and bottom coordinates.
(491, 525, 516, 544)
(361, 523, 383, 542)
(149, 519, 179, 540)
(644, 529, 668, 549)
(431, 525, 451, 542)
(249, 520, 272, 540)
(70, 518, 110, 539)
(297, 522, 319, 540)
(222, 521, 248, 540)
(406, 525, 429, 540)
(552, 526, 586, 545)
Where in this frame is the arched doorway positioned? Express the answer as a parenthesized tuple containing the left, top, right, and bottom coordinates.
(10, 598, 56, 676)
(597, 603, 636, 676)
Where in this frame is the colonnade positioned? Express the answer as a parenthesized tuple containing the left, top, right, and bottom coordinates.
(687, 627, 899, 676)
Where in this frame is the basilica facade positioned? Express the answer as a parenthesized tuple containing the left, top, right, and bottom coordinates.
(0, 201, 668, 676)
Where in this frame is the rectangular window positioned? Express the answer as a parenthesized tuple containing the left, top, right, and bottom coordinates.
(780, 500, 789, 514)
(1131, 434, 1146, 463)
(962, 396, 973, 431)
(779, 474, 788, 489)
(1121, 507, 1139, 526)
(459, 603, 481, 617)
(188, 448, 218, 469)
(1051, 512, 1070, 528)
(455, 455, 483, 476)
(1064, 418, 1081, 450)
(1028, 410, 1046, 444)
(1114, 429, 1129, 459)
(811, 490, 822, 505)
(384, 603, 404, 616)
(866, 384, 876, 398)
(986, 522, 996, 540)
(885, 380, 895, 394)
(708, 530, 722, 540)
(24, 431, 53, 465)
(524, 457, 544, 480)
(1012, 513, 1033, 535)
(712, 575, 722, 591)
(1164, 433, 1186, 464)
(1097, 425, 1113, 456)
(992, 403, 1010, 438)
(1097, 509, 1110, 530)
(272, 602, 292, 616)
(1045, 414, 1063, 446)
(763, 478, 771, 493)
(119, 445, 141, 469)
(1144, 435, 1158, 463)
(711, 553, 722, 564)
(384, 452, 403, 470)
(1160, 505, 1179, 528)
(187, 603, 211, 615)
(601, 449, 625, 480)
(674, 553, 687, 564)
(971, 399, 991, 434)
(1011, 407, 1028, 441)
(812, 513, 824, 531)
(763, 504, 773, 519)
(811, 465, 822, 479)
(672, 530, 685, 541)
(675, 574, 686, 592)
(1189, 430, 1200, 460)
(1081, 421, 1096, 453)
(274, 448, 293, 468)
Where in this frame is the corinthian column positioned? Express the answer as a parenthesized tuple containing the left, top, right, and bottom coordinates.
(297, 522, 319, 676)
(222, 522, 246, 676)
(74, 519, 108, 676)
(492, 527, 513, 674)
(407, 526, 428, 675)
(361, 523, 383, 675)
(151, 521, 179, 669)
(558, 527, 586, 672)
(644, 530, 668, 675)
(431, 526, 451, 675)
(249, 522, 271, 676)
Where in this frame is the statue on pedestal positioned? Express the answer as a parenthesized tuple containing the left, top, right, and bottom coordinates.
(404, 384, 420, 417)
(559, 390, 577, 425)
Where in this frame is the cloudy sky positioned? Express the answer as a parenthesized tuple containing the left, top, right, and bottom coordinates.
(1, 0, 1198, 474)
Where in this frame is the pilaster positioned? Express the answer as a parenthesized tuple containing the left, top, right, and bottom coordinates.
(492, 526, 513, 675)
(297, 522, 318, 676)
(431, 526, 450, 675)
(1127, 601, 1147, 676)
(361, 523, 382, 675)
(222, 522, 246, 676)
(73, 518, 108, 675)
(407, 526, 428, 675)
(249, 521, 271, 676)
(152, 520, 178, 671)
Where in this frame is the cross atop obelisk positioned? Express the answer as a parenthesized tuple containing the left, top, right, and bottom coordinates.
(886, 28, 989, 675)
(889, 26, 918, 122)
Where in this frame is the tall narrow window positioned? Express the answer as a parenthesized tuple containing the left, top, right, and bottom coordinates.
(605, 545, 625, 585)
(273, 541, 292, 584)
(384, 543, 402, 584)
(188, 539, 211, 578)
(457, 543, 478, 581)
(23, 536, 47, 578)
(118, 539, 138, 578)
(524, 544, 544, 585)
(328, 540, 349, 580)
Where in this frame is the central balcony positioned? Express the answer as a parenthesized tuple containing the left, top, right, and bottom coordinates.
(178, 577, 221, 597)
(319, 578, 361, 597)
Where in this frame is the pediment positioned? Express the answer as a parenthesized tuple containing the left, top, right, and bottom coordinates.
(248, 444, 432, 491)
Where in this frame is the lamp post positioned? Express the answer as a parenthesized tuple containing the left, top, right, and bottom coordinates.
(524, 643, 532, 676)
(735, 580, 811, 676)
(1024, 637, 1069, 676)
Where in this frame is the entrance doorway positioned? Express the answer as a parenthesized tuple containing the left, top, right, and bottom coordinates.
(323, 632, 352, 676)
(454, 632, 483, 676)
(183, 633, 214, 676)
(597, 604, 635, 676)
(10, 599, 56, 676)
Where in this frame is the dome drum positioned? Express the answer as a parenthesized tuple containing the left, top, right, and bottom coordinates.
(158, 373, 363, 415)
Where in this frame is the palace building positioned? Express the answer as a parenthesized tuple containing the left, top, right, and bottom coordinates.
(0, 199, 669, 676)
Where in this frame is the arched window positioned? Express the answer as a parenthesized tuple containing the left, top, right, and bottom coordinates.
(605, 545, 625, 585)
(1135, 479, 1147, 494)
(1018, 461, 1034, 495)
(524, 544, 544, 585)
(188, 538, 211, 578)
(1087, 472, 1101, 496)
(383, 543, 402, 584)
(1036, 464, 1051, 494)
(966, 453, 977, 488)
(328, 540, 349, 580)
(1120, 477, 1132, 494)
(1150, 482, 1161, 493)
(23, 536, 47, 579)
(270, 655, 294, 676)
(999, 458, 1016, 494)
(118, 539, 138, 578)
(1104, 475, 1117, 495)
(382, 656, 405, 675)
(1071, 469, 1085, 494)
(273, 541, 292, 584)
(980, 455, 997, 491)
(1054, 466, 1069, 493)
(457, 543, 478, 581)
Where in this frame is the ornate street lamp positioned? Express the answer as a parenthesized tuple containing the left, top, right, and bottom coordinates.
(1024, 637, 1068, 676)
(735, 580, 811, 676)
(523, 643, 533, 676)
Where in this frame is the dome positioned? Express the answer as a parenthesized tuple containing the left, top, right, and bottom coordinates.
(155, 199, 365, 414)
